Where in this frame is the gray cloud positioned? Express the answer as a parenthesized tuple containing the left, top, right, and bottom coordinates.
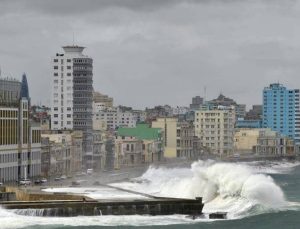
(1, 0, 300, 109)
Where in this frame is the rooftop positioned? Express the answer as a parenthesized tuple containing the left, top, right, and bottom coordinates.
(117, 124, 162, 140)
(62, 45, 85, 55)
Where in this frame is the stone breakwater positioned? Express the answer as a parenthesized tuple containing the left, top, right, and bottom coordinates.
(0, 186, 204, 217)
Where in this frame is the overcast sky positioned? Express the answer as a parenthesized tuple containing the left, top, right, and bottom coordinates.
(1, 0, 300, 110)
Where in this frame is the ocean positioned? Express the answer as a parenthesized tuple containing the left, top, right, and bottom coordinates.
(1, 160, 300, 229)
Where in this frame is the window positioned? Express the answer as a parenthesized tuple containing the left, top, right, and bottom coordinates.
(67, 107, 71, 111)
(67, 66, 71, 69)
(54, 59, 58, 62)
(54, 66, 58, 69)
(67, 114, 71, 118)
(54, 107, 58, 111)
(67, 73, 71, 76)
(54, 114, 58, 117)
(67, 59, 71, 62)
(54, 73, 58, 76)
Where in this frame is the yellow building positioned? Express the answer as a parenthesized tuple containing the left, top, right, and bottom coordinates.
(234, 129, 262, 154)
(152, 118, 197, 158)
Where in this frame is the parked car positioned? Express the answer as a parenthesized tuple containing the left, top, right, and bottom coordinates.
(19, 179, 31, 185)
(71, 180, 81, 186)
(60, 175, 67, 180)
(87, 169, 93, 175)
(34, 179, 42, 184)
(41, 178, 47, 183)
(54, 177, 61, 181)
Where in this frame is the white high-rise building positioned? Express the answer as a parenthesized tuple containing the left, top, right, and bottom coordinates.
(51, 46, 91, 130)
(51, 45, 93, 168)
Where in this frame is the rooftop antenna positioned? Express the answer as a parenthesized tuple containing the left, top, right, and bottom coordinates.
(72, 31, 75, 46)
(204, 86, 207, 102)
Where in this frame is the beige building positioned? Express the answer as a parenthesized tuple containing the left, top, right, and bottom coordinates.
(114, 136, 143, 169)
(92, 130, 106, 171)
(152, 118, 199, 158)
(194, 107, 235, 155)
(93, 91, 113, 108)
(117, 124, 164, 164)
(254, 129, 294, 155)
(41, 131, 83, 177)
(234, 129, 262, 154)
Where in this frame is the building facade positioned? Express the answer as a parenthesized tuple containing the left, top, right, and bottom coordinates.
(194, 106, 235, 155)
(152, 118, 200, 158)
(234, 129, 262, 154)
(117, 124, 164, 164)
(93, 107, 136, 130)
(50, 45, 93, 168)
(114, 136, 143, 169)
(254, 129, 295, 155)
(235, 119, 262, 129)
(41, 134, 72, 177)
(93, 91, 113, 108)
(0, 75, 41, 182)
(41, 131, 83, 177)
(190, 96, 204, 110)
(262, 83, 300, 144)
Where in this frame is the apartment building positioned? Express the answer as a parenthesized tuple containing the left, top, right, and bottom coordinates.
(152, 117, 200, 158)
(50, 45, 93, 168)
(194, 106, 235, 155)
(254, 129, 295, 155)
(41, 131, 83, 177)
(114, 136, 143, 169)
(93, 107, 136, 130)
(117, 124, 164, 164)
(262, 83, 300, 144)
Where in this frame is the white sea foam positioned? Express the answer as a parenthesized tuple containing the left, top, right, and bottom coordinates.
(112, 160, 288, 218)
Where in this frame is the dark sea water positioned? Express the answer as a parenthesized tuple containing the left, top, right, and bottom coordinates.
(4, 161, 300, 229)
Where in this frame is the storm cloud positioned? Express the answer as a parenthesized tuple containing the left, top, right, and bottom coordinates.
(0, 0, 300, 109)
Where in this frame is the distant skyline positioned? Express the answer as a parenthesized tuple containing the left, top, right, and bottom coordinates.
(1, 0, 300, 110)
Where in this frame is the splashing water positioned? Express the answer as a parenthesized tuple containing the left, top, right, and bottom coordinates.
(113, 160, 287, 218)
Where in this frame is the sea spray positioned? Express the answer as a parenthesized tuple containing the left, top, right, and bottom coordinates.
(115, 160, 287, 218)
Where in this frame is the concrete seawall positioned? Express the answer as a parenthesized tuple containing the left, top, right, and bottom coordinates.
(2, 198, 204, 217)
(4, 187, 90, 201)
(0, 186, 204, 217)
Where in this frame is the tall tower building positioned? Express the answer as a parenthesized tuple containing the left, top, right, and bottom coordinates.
(262, 83, 300, 144)
(51, 45, 93, 167)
